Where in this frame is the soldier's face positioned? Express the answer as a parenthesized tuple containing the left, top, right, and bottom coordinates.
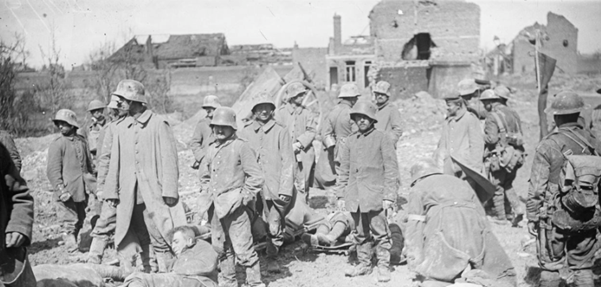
(352, 114, 374, 132)
(375, 92, 388, 105)
(445, 100, 461, 116)
(204, 107, 216, 119)
(91, 108, 105, 121)
(171, 231, 192, 257)
(213, 125, 235, 141)
(55, 121, 75, 136)
(482, 100, 493, 112)
(253, 104, 274, 123)
(292, 92, 305, 106)
(116, 96, 130, 111)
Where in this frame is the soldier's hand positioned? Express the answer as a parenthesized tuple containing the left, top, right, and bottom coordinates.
(527, 221, 538, 237)
(337, 199, 346, 211)
(292, 142, 303, 152)
(106, 198, 119, 208)
(278, 194, 292, 203)
(5, 232, 25, 248)
(163, 196, 178, 207)
(59, 192, 71, 202)
(382, 199, 394, 211)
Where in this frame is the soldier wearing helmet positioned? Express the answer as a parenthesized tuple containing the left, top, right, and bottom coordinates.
(320, 83, 360, 178)
(457, 78, 487, 119)
(189, 95, 221, 188)
(87, 95, 132, 264)
(103, 79, 187, 273)
(240, 94, 295, 273)
(479, 86, 525, 226)
(403, 159, 516, 286)
(527, 91, 601, 286)
(372, 81, 403, 145)
(334, 100, 400, 282)
(275, 82, 318, 199)
(433, 91, 484, 179)
(79, 99, 107, 157)
(201, 107, 265, 287)
(46, 109, 95, 252)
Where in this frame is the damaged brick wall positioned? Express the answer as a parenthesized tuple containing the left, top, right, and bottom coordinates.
(369, 0, 480, 63)
(512, 12, 578, 75)
(379, 65, 429, 100)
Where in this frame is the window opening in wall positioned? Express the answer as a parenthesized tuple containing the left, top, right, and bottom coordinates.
(345, 61, 356, 82)
(401, 33, 436, 60)
(330, 66, 339, 86)
(364, 61, 372, 88)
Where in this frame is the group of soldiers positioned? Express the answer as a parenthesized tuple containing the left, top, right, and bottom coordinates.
(1, 73, 600, 287)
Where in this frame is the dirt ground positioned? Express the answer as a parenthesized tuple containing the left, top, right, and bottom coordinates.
(17, 73, 601, 286)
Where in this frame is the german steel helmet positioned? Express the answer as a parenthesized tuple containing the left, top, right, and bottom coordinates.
(373, 81, 391, 96)
(457, 78, 479, 96)
(545, 90, 588, 115)
(251, 92, 276, 112)
(202, 95, 221, 109)
(87, 99, 106, 111)
(338, 83, 360, 98)
(106, 95, 120, 109)
(350, 100, 378, 122)
(52, 109, 80, 128)
(287, 82, 307, 99)
(479, 89, 500, 101)
(211, 107, 237, 130)
(112, 79, 146, 104)
(410, 159, 442, 186)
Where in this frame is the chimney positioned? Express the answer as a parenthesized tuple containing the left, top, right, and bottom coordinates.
(333, 14, 341, 54)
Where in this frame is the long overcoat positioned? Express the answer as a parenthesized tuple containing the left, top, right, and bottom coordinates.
(335, 128, 399, 212)
(104, 110, 186, 248)
(375, 102, 403, 145)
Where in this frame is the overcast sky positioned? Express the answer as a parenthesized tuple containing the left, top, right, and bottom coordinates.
(1, 0, 599, 69)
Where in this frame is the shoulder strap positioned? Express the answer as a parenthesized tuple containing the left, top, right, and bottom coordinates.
(491, 112, 506, 134)
(557, 129, 598, 156)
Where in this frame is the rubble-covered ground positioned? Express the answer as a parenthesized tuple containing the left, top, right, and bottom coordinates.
(17, 73, 601, 286)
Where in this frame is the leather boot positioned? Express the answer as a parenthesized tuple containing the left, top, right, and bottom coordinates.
(345, 242, 373, 277)
(220, 254, 237, 287)
(138, 243, 152, 273)
(154, 251, 174, 273)
(324, 222, 347, 244)
(376, 246, 391, 282)
(245, 261, 265, 287)
(86, 237, 107, 264)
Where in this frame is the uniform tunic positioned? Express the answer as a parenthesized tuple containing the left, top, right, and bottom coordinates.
(123, 239, 218, 287)
(104, 110, 186, 251)
(434, 107, 484, 175)
(404, 174, 516, 285)
(47, 134, 94, 202)
(0, 130, 21, 171)
(189, 117, 215, 187)
(79, 118, 106, 155)
(374, 102, 403, 145)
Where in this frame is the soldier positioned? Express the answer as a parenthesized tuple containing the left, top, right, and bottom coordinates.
(457, 78, 487, 120)
(404, 160, 516, 286)
(373, 80, 403, 145)
(189, 95, 221, 189)
(240, 95, 295, 272)
(79, 99, 107, 158)
(203, 107, 265, 287)
(87, 96, 131, 264)
(104, 80, 187, 272)
(335, 101, 400, 282)
(121, 225, 219, 287)
(1, 142, 36, 287)
(46, 109, 95, 252)
(0, 130, 21, 171)
(275, 82, 317, 198)
(433, 92, 484, 177)
(321, 83, 360, 175)
(480, 87, 525, 226)
(527, 91, 601, 286)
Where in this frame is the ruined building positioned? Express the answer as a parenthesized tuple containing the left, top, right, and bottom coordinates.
(511, 12, 578, 75)
(326, 0, 481, 99)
